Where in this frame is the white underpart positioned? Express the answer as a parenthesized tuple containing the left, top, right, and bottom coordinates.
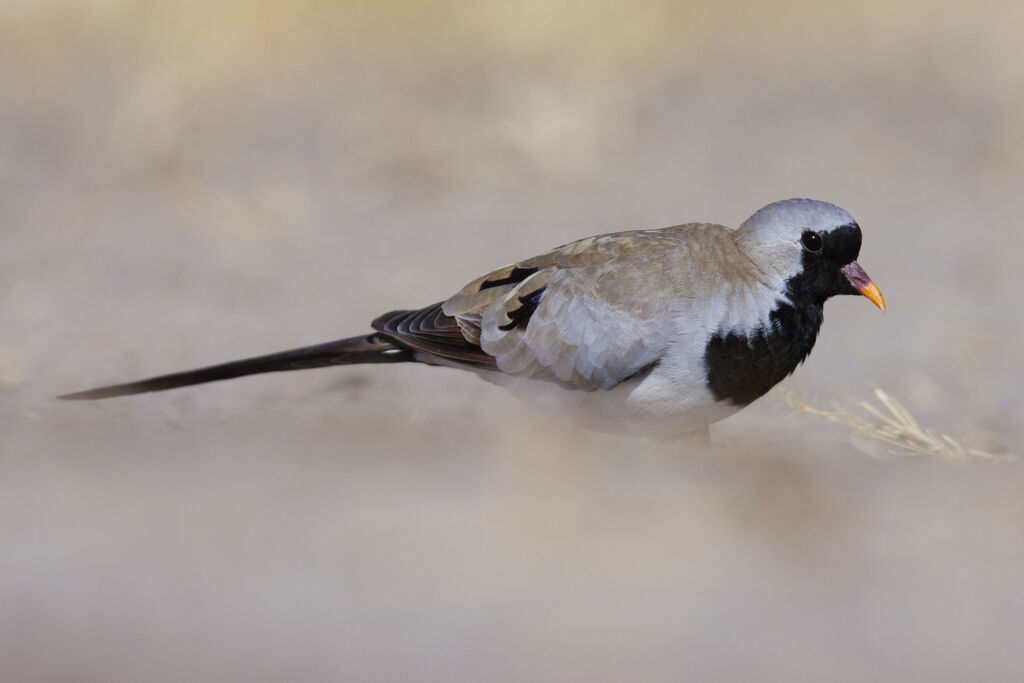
(477, 275, 792, 437)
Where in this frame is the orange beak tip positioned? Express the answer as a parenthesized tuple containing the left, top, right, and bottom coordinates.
(840, 261, 885, 312)
(863, 283, 886, 312)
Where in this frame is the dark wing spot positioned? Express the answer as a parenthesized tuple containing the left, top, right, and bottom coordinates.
(479, 266, 539, 291)
(498, 287, 546, 331)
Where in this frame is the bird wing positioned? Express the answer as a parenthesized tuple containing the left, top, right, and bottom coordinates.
(442, 224, 733, 390)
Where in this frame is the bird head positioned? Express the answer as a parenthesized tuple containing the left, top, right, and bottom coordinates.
(736, 198, 885, 311)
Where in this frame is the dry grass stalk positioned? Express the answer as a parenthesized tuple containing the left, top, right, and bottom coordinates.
(784, 388, 1016, 464)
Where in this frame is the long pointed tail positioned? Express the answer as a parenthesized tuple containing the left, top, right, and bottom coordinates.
(59, 333, 413, 400)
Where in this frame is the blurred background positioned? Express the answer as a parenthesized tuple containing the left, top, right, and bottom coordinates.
(3, 0, 1023, 680)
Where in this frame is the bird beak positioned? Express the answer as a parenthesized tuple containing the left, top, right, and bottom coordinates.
(840, 262, 885, 311)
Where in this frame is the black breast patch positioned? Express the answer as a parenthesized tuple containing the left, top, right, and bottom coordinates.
(703, 301, 824, 406)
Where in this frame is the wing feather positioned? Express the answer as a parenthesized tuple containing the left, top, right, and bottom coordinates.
(372, 304, 497, 370)
(442, 224, 736, 390)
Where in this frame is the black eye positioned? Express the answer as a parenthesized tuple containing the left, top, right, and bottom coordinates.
(801, 230, 823, 253)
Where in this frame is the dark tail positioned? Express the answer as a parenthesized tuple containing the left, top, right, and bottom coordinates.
(59, 333, 414, 400)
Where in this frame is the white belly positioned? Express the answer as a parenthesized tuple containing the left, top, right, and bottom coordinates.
(481, 361, 742, 437)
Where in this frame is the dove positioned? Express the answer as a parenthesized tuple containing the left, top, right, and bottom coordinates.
(62, 198, 885, 438)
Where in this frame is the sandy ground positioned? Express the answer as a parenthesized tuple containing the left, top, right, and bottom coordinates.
(2, 2, 1023, 680)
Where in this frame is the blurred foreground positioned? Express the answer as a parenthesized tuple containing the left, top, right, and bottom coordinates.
(2, 1, 1023, 680)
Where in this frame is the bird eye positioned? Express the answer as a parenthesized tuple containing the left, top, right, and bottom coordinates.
(801, 231, 823, 253)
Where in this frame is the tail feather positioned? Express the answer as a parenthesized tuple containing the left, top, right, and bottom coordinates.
(59, 333, 413, 400)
